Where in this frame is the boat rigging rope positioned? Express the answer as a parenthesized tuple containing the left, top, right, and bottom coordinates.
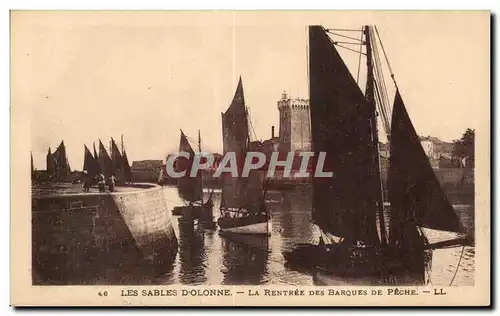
(327, 31, 364, 42)
(449, 245, 466, 286)
(370, 27, 391, 136)
(333, 43, 365, 55)
(374, 26, 397, 89)
(326, 28, 363, 32)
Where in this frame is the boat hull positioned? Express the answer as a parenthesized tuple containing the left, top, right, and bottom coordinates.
(172, 202, 213, 219)
(283, 243, 429, 285)
(218, 212, 271, 236)
(219, 220, 271, 235)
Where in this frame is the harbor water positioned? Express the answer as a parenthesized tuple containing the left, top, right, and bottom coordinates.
(151, 186, 474, 286)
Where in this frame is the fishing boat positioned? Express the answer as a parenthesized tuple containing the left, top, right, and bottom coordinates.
(283, 25, 472, 284)
(172, 130, 215, 227)
(83, 144, 100, 182)
(217, 77, 271, 236)
(97, 139, 113, 179)
(46, 140, 72, 182)
(110, 137, 125, 183)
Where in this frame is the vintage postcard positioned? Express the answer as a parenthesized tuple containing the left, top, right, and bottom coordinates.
(11, 10, 490, 306)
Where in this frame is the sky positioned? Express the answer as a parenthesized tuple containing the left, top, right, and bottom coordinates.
(11, 11, 489, 170)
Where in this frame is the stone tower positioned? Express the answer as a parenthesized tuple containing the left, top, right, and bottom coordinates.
(277, 91, 311, 152)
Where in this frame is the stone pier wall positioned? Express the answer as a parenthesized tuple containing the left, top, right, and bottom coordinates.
(31, 184, 178, 285)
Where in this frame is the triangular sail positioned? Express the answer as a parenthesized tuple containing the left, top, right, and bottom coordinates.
(308, 25, 380, 245)
(388, 90, 464, 238)
(122, 149, 132, 182)
(51, 141, 71, 181)
(176, 130, 202, 203)
(83, 144, 99, 179)
(111, 138, 125, 182)
(98, 139, 113, 178)
(220, 77, 263, 210)
(83, 145, 92, 171)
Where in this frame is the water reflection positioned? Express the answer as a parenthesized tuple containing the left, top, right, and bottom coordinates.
(220, 233, 269, 285)
(161, 186, 474, 286)
(178, 220, 207, 285)
(270, 187, 317, 251)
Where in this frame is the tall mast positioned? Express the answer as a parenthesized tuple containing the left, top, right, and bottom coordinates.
(364, 25, 387, 244)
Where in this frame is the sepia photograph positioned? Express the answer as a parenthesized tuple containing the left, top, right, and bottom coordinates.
(10, 10, 490, 306)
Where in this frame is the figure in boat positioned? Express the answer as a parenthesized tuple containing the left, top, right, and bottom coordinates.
(217, 77, 271, 236)
(283, 25, 472, 284)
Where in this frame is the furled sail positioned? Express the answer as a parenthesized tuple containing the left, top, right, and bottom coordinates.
(98, 139, 113, 178)
(308, 25, 380, 245)
(220, 77, 260, 210)
(176, 130, 202, 203)
(388, 90, 464, 240)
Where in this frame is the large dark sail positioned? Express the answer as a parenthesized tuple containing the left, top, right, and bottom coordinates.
(98, 139, 113, 178)
(308, 26, 380, 245)
(177, 130, 202, 203)
(220, 77, 258, 210)
(222, 77, 248, 158)
(388, 90, 464, 239)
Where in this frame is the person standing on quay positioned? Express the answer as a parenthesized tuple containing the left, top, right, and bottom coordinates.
(96, 172, 106, 192)
(82, 170, 91, 192)
(109, 174, 116, 192)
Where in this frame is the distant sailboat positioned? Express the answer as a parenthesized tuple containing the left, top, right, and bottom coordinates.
(283, 25, 471, 284)
(217, 77, 271, 236)
(98, 139, 113, 179)
(172, 130, 214, 224)
(110, 137, 125, 183)
(83, 144, 99, 181)
(47, 141, 71, 182)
